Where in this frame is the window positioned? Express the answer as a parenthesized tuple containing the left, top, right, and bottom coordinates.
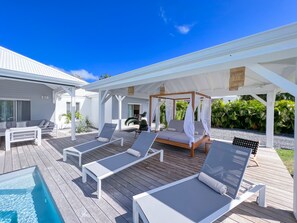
(0, 100, 31, 122)
(128, 104, 140, 117)
(66, 102, 80, 113)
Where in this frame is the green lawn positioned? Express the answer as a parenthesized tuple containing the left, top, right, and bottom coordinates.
(276, 148, 294, 177)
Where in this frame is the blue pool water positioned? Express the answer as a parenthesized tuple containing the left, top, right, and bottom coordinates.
(0, 167, 64, 223)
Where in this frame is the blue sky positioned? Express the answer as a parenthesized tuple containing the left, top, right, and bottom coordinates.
(1, 0, 297, 82)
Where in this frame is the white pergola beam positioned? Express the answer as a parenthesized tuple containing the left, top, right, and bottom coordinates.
(247, 64, 297, 96)
(251, 94, 267, 106)
(102, 94, 112, 104)
(100, 90, 109, 104)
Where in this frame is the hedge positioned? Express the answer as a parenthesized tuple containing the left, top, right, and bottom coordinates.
(211, 99, 294, 134)
(158, 99, 294, 134)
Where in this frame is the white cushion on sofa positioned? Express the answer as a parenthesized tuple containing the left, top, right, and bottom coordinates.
(16, 122, 27, 128)
(38, 120, 45, 127)
(0, 122, 6, 129)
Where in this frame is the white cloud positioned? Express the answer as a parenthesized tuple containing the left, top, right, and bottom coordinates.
(175, 24, 194, 34)
(159, 7, 169, 24)
(70, 69, 98, 81)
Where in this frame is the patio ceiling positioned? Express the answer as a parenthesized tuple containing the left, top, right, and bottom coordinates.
(85, 23, 297, 99)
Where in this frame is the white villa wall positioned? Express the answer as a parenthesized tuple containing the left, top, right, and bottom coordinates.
(0, 79, 55, 121)
(57, 89, 114, 129)
(55, 94, 92, 129)
(88, 94, 112, 129)
(58, 91, 149, 130)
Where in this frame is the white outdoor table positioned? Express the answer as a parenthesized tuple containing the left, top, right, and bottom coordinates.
(5, 126, 41, 151)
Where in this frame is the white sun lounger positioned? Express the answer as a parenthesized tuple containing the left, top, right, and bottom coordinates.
(133, 140, 266, 223)
(82, 132, 163, 199)
(63, 123, 123, 166)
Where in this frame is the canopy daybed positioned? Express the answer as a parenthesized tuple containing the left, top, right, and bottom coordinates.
(149, 91, 211, 157)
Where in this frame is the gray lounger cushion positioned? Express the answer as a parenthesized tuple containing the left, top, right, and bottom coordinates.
(136, 177, 232, 223)
(85, 153, 140, 177)
(70, 140, 108, 153)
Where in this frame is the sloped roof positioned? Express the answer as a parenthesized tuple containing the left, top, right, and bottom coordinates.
(85, 22, 297, 98)
(0, 46, 86, 87)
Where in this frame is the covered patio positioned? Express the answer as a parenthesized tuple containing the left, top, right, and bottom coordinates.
(0, 46, 86, 140)
(0, 130, 294, 222)
(84, 23, 297, 219)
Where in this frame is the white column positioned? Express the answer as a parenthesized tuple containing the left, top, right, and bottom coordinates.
(98, 90, 105, 133)
(115, 95, 126, 131)
(70, 87, 76, 141)
(293, 60, 297, 219)
(266, 91, 275, 148)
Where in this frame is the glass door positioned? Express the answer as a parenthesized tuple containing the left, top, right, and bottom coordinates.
(0, 100, 17, 122)
(0, 100, 31, 122)
(128, 104, 140, 117)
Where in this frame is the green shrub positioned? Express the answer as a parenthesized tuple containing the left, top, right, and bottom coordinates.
(274, 100, 295, 134)
(62, 112, 83, 124)
(175, 101, 188, 120)
(158, 98, 294, 134)
(211, 99, 294, 134)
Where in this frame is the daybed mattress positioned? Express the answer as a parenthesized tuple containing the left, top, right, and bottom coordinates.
(157, 131, 204, 145)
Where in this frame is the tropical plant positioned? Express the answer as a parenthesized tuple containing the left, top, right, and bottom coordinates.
(99, 73, 112, 80)
(211, 99, 294, 134)
(125, 112, 147, 126)
(62, 112, 83, 124)
(240, 93, 294, 101)
(139, 119, 148, 131)
(85, 116, 92, 128)
(175, 101, 188, 120)
(76, 118, 87, 133)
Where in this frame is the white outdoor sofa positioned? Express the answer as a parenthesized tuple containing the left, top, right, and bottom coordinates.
(5, 126, 41, 151)
(0, 119, 56, 137)
(133, 140, 266, 223)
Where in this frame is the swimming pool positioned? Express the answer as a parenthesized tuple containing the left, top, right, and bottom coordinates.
(0, 166, 64, 223)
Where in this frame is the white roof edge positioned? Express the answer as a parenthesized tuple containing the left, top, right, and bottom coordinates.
(0, 46, 87, 86)
(0, 68, 85, 87)
(84, 22, 297, 91)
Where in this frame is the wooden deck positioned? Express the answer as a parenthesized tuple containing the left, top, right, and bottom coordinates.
(0, 130, 295, 223)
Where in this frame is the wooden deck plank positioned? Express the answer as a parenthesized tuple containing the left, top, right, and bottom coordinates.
(42, 137, 129, 223)
(0, 130, 295, 223)
(26, 143, 81, 223)
(34, 143, 97, 223)
(11, 143, 21, 171)
(40, 140, 118, 223)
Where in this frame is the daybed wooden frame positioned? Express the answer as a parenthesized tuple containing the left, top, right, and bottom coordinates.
(149, 91, 211, 157)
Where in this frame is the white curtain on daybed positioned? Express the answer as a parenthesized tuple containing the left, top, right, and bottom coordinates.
(150, 97, 159, 126)
(165, 99, 173, 125)
(195, 96, 201, 121)
(201, 98, 211, 136)
(184, 98, 195, 147)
